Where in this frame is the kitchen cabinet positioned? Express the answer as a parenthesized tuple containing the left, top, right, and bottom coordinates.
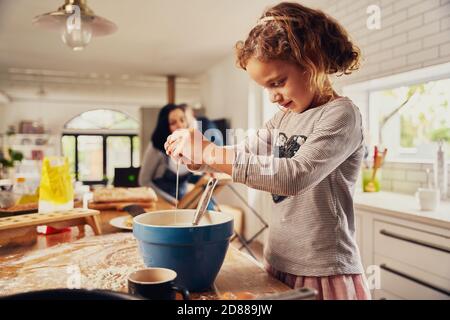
(354, 192, 450, 300)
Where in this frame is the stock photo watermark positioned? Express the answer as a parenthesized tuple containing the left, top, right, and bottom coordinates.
(66, 265, 82, 289)
(66, 4, 81, 33)
(367, 4, 382, 30)
(366, 265, 381, 290)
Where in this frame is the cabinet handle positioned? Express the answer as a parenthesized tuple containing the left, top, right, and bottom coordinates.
(380, 229, 450, 254)
(380, 264, 450, 296)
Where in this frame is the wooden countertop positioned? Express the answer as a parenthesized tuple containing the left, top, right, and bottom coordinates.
(0, 199, 290, 300)
(354, 191, 450, 230)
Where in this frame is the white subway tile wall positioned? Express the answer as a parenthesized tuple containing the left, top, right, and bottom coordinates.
(326, 0, 450, 197)
(378, 163, 450, 197)
(327, 0, 450, 85)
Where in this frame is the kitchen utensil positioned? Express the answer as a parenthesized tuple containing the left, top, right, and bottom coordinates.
(133, 209, 234, 291)
(373, 145, 378, 167)
(0, 288, 140, 300)
(175, 159, 180, 208)
(365, 147, 387, 192)
(122, 204, 146, 218)
(192, 178, 218, 226)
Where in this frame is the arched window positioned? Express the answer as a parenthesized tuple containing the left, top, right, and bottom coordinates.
(64, 109, 139, 130)
(61, 109, 140, 184)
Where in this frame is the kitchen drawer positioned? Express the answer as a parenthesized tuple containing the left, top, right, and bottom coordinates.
(375, 255, 450, 299)
(374, 220, 450, 283)
(375, 260, 450, 300)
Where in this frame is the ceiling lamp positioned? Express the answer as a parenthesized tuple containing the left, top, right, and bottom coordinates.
(32, 0, 117, 51)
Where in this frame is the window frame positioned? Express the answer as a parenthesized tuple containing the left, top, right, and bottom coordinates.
(62, 133, 138, 185)
(343, 62, 450, 164)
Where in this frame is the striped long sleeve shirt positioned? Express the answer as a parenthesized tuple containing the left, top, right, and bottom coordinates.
(231, 97, 365, 276)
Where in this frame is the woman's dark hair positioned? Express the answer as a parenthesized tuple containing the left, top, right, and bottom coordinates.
(151, 103, 186, 153)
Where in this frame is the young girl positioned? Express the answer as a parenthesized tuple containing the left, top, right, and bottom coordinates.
(165, 2, 370, 300)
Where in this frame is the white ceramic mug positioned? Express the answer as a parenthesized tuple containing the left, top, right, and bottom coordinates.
(415, 188, 440, 211)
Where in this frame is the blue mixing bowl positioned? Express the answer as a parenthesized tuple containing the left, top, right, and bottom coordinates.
(133, 210, 234, 292)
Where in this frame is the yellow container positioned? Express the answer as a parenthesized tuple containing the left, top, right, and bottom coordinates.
(362, 168, 382, 192)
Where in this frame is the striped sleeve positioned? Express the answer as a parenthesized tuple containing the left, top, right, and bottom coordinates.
(232, 104, 363, 196)
(187, 111, 284, 173)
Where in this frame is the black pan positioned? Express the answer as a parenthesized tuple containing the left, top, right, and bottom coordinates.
(0, 289, 142, 300)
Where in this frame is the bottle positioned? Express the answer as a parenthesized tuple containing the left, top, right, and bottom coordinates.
(13, 177, 28, 204)
(434, 141, 448, 201)
(13, 176, 37, 204)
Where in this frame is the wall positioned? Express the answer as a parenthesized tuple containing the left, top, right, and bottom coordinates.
(329, 0, 450, 89)
(0, 100, 141, 135)
(329, 0, 450, 197)
(199, 54, 250, 130)
(0, 80, 201, 138)
(377, 162, 450, 198)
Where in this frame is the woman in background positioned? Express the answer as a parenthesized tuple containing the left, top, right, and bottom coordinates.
(139, 104, 192, 203)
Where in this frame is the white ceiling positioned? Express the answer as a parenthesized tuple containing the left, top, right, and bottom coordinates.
(0, 0, 328, 78)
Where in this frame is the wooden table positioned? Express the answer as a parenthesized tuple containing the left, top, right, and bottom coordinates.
(0, 199, 290, 299)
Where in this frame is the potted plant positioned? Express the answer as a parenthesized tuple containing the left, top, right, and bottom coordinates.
(0, 148, 24, 180)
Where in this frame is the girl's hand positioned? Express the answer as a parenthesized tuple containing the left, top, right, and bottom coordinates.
(165, 128, 233, 175)
(164, 128, 210, 165)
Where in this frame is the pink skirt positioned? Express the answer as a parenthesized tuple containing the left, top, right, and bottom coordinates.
(265, 263, 371, 300)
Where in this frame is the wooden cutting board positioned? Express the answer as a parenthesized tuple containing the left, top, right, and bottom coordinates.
(0, 203, 38, 218)
(88, 202, 156, 211)
(0, 208, 102, 248)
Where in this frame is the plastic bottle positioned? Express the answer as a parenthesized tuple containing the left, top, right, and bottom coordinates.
(434, 141, 448, 201)
(13, 177, 30, 204)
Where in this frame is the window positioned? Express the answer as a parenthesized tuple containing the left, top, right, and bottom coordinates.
(343, 62, 450, 163)
(78, 135, 104, 181)
(64, 109, 139, 130)
(62, 109, 140, 184)
(369, 78, 450, 161)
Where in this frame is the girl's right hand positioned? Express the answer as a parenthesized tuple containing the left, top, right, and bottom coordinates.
(164, 128, 205, 165)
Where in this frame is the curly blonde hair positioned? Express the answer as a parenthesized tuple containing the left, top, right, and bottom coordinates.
(236, 2, 361, 104)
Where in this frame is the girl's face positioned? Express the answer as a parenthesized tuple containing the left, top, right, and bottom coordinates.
(168, 108, 188, 133)
(246, 57, 316, 113)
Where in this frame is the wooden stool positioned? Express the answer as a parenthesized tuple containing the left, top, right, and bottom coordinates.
(0, 208, 101, 248)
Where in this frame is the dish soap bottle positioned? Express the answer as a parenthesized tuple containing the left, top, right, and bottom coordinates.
(434, 141, 448, 200)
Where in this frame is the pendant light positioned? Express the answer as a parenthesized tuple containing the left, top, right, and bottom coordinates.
(32, 0, 117, 51)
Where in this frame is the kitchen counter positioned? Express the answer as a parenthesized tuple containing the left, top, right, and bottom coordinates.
(0, 198, 290, 300)
(354, 191, 450, 230)
(0, 232, 289, 299)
